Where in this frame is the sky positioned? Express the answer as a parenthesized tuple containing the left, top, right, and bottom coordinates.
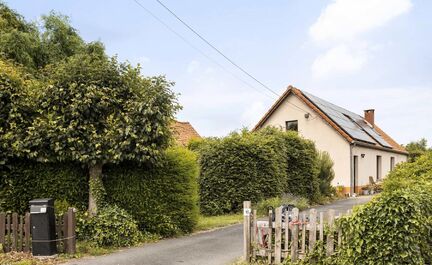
(6, 0, 432, 145)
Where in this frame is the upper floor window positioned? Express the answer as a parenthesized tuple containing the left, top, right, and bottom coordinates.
(286, 120, 298, 132)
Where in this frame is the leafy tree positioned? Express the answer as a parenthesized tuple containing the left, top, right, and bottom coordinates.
(0, 3, 44, 68)
(40, 12, 85, 65)
(0, 59, 40, 164)
(404, 138, 430, 162)
(25, 51, 180, 215)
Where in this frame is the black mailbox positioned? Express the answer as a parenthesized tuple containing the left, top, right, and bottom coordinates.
(30, 198, 57, 256)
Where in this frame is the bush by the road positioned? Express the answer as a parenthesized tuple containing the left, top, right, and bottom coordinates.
(104, 147, 199, 237)
(77, 205, 142, 247)
(194, 128, 326, 215)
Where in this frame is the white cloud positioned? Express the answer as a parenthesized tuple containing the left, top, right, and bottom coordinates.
(309, 0, 412, 78)
(311, 44, 368, 78)
(309, 0, 412, 43)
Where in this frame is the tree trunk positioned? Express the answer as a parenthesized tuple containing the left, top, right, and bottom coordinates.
(88, 162, 103, 216)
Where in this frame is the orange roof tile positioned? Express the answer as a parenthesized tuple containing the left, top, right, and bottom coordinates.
(171, 121, 201, 146)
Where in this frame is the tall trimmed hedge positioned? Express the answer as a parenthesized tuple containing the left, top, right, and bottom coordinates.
(104, 147, 199, 236)
(0, 160, 88, 213)
(193, 128, 322, 215)
(0, 147, 199, 237)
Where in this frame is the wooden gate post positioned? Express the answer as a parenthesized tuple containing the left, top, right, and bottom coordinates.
(67, 208, 76, 254)
(326, 209, 335, 256)
(309, 209, 317, 251)
(291, 208, 299, 262)
(274, 206, 282, 264)
(243, 201, 251, 262)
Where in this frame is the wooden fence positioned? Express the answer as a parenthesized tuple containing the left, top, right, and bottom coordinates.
(243, 201, 350, 264)
(0, 208, 76, 254)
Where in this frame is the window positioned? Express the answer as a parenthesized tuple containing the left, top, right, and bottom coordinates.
(285, 120, 298, 132)
(376, 156, 382, 180)
(390, 157, 395, 171)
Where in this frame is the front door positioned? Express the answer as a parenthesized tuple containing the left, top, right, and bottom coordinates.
(353, 155, 358, 195)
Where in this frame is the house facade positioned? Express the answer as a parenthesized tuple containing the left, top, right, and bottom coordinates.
(253, 86, 408, 195)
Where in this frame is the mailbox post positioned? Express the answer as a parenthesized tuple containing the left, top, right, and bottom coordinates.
(30, 198, 57, 256)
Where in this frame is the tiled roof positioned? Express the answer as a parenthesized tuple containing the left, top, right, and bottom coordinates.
(171, 121, 201, 146)
(254, 86, 407, 155)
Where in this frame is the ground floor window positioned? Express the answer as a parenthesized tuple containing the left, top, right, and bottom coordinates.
(376, 155, 382, 180)
(390, 157, 395, 171)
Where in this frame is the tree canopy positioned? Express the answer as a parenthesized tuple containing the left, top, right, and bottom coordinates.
(404, 138, 431, 162)
(0, 3, 180, 214)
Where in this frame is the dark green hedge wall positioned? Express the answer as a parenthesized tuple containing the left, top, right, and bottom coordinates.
(194, 128, 321, 215)
(104, 147, 199, 236)
(0, 147, 199, 237)
(0, 160, 88, 213)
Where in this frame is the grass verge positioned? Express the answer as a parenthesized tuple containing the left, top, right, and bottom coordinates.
(195, 213, 243, 232)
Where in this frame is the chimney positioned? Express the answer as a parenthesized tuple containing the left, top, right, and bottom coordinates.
(364, 109, 375, 126)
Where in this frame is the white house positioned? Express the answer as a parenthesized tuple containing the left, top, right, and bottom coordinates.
(253, 86, 408, 196)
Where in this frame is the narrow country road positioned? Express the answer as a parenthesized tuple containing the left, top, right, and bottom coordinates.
(65, 196, 373, 265)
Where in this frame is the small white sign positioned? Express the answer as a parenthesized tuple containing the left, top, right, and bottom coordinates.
(40, 207, 46, 213)
(243, 208, 251, 216)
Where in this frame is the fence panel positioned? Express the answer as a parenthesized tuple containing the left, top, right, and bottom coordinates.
(245, 202, 350, 264)
(0, 208, 76, 254)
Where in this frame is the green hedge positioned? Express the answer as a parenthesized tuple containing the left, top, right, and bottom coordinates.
(104, 147, 199, 237)
(334, 186, 432, 265)
(0, 160, 88, 213)
(383, 151, 432, 191)
(194, 128, 322, 215)
(0, 147, 199, 237)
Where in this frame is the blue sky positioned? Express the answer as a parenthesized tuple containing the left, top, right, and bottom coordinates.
(6, 0, 432, 145)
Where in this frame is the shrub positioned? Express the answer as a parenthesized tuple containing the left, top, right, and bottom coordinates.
(383, 152, 432, 191)
(335, 186, 432, 265)
(0, 159, 88, 213)
(197, 129, 286, 215)
(258, 129, 320, 201)
(316, 151, 335, 196)
(195, 128, 323, 215)
(104, 147, 199, 237)
(77, 205, 142, 247)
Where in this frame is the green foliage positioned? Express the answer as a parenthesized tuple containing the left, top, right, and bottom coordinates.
(195, 127, 324, 215)
(77, 205, 142, 247)
(26, 52, 179, 166)
(404, 138, 431, 162)
(316, 151, 336, 196)
(334, 187, 432, 265)
(104, 147, 199, 237)
(40, 12, 85, 65)
(255, 195, 310, 216)
(0, 160, 88, 213)
(0, 3, 44, 68)
(196, 129, 286, 215)
(383, 152, 432, 191)
(0, 59, 41, 164)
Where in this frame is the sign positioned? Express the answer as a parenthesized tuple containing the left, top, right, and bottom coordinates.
(243, 208, 251, 216)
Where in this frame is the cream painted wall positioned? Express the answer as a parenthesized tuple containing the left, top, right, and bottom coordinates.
(261, 95, 352, 187)
(352, 145, 407, 186)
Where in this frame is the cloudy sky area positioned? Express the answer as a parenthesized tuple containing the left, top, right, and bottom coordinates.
(8, 0, 432, 145)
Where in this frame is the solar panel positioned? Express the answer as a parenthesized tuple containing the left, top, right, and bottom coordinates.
(302, 91, 392, 148)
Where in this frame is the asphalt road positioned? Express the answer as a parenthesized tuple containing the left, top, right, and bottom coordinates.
(65, 196, 372, 265)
